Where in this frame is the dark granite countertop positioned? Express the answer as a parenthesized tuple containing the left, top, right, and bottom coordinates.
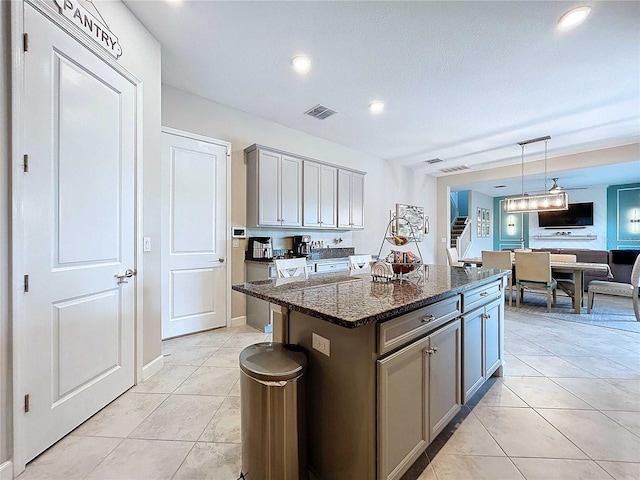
(232, 265, 508, 328)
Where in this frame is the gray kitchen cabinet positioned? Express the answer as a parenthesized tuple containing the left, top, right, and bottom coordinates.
(314, 259, 349, 273)
(483, 299, 501, 378)
(378, 318, 461, 480)
(303, 160, 337, 228)
(245, 262, 276, 331)
(462, 283, 503, 403)
(246, 146, 302, 227)
(428, 320, 462, 442)
(338, 169, 365, 229)
(462, 308, 484, 403)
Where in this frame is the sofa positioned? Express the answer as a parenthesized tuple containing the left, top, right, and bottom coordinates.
(531, 248, 610, 291)
(609, 250, 640, 285)
(529, 248, 640, 290)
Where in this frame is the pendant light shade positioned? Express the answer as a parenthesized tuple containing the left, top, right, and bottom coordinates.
(502, 136, 569, 213)
(503, 191, 569, 213)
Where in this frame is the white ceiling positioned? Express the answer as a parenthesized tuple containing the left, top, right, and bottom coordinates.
(124, 0, 640, 180)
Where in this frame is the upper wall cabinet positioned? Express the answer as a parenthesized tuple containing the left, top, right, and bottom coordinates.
(338, 169, 365, 229)
(245, 144, 366, 230)
(303, 161, 338, 228)
(246, 146, 302, 227)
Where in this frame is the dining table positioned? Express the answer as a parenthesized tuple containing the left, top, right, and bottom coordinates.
(459, 257, 612, 314)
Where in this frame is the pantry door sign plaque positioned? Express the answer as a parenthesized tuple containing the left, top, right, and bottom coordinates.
(54, 0, 123, 58)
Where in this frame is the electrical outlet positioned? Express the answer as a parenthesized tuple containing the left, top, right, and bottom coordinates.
(312, 333, 330, 357)
(441, 237, 447, 243)
(233, 238, 240, 248)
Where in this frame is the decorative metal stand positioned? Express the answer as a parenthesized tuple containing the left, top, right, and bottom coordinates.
(373, 214, 426, 283)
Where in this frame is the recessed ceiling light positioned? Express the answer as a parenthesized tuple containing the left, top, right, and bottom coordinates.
(369, 101, 385, 114)
(557, 6, 591, 31)
(165, 0, 182, 6)
(291, 55, 311, 74)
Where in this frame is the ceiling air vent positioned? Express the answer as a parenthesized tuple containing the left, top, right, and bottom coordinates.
(304, 104, 337, 120)
(425, 158, 443, 164)
(440, 165, 470, 173)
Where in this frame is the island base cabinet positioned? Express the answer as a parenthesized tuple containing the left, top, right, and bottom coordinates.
(377, 319, 461, 480)
(428, 320, 463, 441)
(462, 297, 502, 404)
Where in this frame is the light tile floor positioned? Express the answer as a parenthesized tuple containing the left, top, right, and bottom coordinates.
(17, 296, 640, 480)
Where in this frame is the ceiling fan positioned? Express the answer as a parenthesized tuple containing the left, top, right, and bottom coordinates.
(547, 178, 588, 192)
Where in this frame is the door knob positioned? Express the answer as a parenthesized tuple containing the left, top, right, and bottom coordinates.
(114, 268, 137, 285)
(219, 258, 225, 263)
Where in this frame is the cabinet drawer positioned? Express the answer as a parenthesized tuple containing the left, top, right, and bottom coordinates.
(315, 261, 349, 273)
(378, 295, 461, 355)
(463, 281, 501, 313)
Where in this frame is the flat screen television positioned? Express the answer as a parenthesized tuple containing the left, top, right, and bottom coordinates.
(537, 202, 594, 228)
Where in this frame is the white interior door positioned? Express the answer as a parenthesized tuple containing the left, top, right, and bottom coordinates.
(20, 4, 137, 462)
(161, 131, 228, 339)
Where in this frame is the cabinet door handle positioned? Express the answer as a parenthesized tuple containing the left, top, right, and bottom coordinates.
(425, 347, 438, 355)
(421, 314, 436, 323)
(480, 291, 489, 297)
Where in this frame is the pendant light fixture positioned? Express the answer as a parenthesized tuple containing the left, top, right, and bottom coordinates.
(503, 136, 569, 213)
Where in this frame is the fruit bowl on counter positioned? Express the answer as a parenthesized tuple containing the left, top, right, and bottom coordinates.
(391, 262, 419, 274)
(385, 250, 421, 274)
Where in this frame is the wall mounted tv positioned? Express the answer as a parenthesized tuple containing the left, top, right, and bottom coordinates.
(538, 202, 594, 228)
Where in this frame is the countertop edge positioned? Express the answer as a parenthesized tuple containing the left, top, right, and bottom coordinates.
(232, 270, 508, 329)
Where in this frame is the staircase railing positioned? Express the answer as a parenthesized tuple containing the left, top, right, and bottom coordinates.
(450, 195, 459, 227)
(455, 219, 472, 259)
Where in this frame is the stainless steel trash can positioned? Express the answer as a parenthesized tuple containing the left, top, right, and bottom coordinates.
(239, 342, 308, 480)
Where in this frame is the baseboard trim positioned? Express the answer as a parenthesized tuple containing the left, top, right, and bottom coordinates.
(0, 461, 13, 480)
(231, 315, 246, 327)
(141, 354, 164, 381)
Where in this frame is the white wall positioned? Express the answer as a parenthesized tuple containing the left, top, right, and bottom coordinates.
(467, 191, 494, 257)
(162, 86, 438, 319)
(529, 186, 607, 251)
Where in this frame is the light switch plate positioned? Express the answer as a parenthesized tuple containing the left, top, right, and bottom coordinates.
(312, 333, 330, 357)
(143, 237, 151, 252)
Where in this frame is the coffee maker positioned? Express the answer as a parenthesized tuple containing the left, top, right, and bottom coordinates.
(292, 235, 312, 257)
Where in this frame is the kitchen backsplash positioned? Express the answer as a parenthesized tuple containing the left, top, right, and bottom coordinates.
(308, 247, 355, 260)
(246, 228, 354, 251)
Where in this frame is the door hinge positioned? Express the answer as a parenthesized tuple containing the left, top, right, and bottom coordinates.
(23, 274, 29, 293)
(23, 33, 29, 52)
(23, 154, 29, 173)
(24, 394, 30, 413)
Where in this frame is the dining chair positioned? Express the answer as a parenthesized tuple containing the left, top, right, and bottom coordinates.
(446, 247, 463, 267)
(515, 251, 557, 312)
(482, 250, 513, 306)
(348, 254, 372, 272)
(550, 253, 578, 303)
(274, 258, 309, 278)
(587, 253, 640, 320)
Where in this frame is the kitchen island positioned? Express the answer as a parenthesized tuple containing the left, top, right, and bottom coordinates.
(233, 265, 509, 480)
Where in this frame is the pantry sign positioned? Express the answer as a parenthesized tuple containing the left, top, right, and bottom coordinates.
(54, 0, 122, 58)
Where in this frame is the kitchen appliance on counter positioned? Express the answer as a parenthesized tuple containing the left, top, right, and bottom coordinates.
(248, 237, 273, 260)
(292, 235, 312, 257)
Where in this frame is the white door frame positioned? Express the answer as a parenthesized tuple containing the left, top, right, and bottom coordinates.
(10, 0, 144, 472)
(161, 126, 232, 330)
